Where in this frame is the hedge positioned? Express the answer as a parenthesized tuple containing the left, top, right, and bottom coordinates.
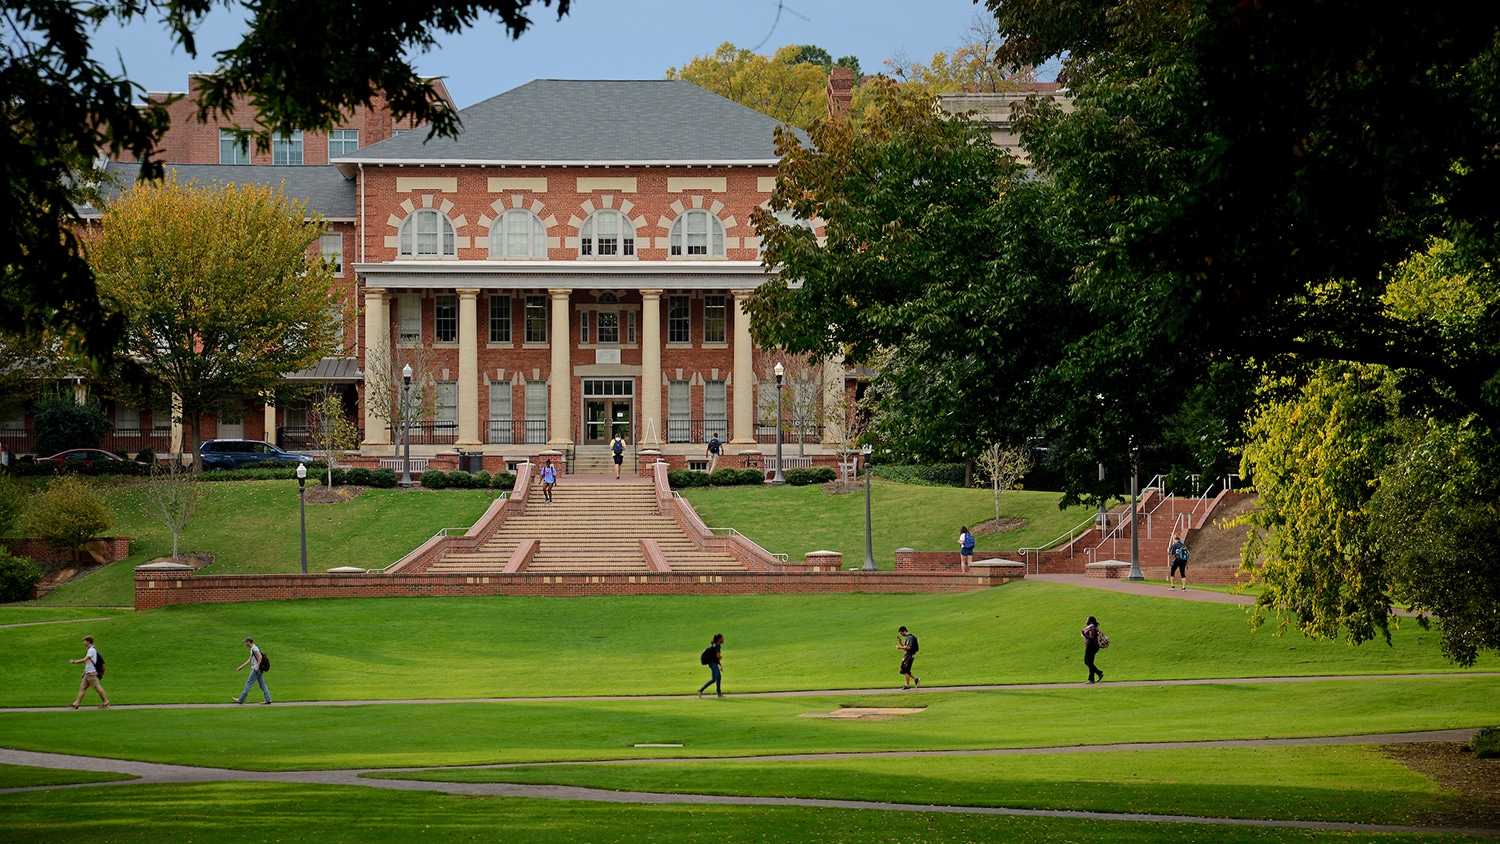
(871, 463, 967, 487)
(0, 550, 43, 603)
(784, 466, 837, 486)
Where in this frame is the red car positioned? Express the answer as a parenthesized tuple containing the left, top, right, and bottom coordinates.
(36, 449, 126, 466)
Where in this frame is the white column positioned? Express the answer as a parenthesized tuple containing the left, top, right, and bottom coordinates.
(821, 349, 846, 445)
(456, 288, 481, 446)
(548, 288, 573, 446)
(263, 400, 277, 445)
(731, 289, 755, 444)
(362, 290, 391, 445)
(170, 393, 184, 457)
(640, 289, 663, 446)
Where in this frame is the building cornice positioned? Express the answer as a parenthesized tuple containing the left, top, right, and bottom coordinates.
(355, 260, 775, 290)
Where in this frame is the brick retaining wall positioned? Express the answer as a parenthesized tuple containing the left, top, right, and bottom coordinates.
(3, 537, 130, 565)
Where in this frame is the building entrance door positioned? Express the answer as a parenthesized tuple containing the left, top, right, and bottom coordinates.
(585, 400, 632, 444)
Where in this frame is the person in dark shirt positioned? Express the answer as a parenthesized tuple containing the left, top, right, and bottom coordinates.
(697, 633, 724, 698)
(897, 626, 920, 690)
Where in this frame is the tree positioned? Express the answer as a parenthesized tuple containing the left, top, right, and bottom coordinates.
(886, 13, 1034, 94)
(306, 388, 360, 487)
(362, 346, 438, 449)
(21, 475, 113, 564)
(975, 442, 1032, 528)
(32, 394, 112, 455)
(667, 43, 830, 129)
(88, 178, 341, 469)
(0, 329, 83, 411)
(139, 464, 206, 560)
(0, 474, 28, 537)
(754, 355, 826, 457)
(0, 550, 43, 603)
(4, 0, 571, 364)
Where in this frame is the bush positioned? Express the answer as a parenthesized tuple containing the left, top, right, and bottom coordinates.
(0, 550, 43, 603)
(668, 469, 711, 488)
(872, 463, 967, 487)
(135, 447, 156, 465)
(1466, 726, 1500, 759)
(784, 467, 816, 486)
(343, 467, 373, 486)
(32, 395, 112, 455)
(708, 468, 745, 486)
(739, 468, 768, 485)
(420, 469, 448, 489)
(368, 468, 398, 488)
(0, 474, 28, 537)
(471, 470, 491, 489)
(492, 471, 516, 490)
(21, 475, 113, 561)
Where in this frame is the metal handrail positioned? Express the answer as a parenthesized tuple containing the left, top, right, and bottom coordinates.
(366, 526, 471, 573)
(707, 527, 790, 562)
(1017, 512, 1100, 575)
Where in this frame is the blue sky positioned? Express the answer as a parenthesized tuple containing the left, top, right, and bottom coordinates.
(87, 0, 1023, 108)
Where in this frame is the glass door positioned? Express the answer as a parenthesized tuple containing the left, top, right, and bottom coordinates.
(609, 401, 632, 443)
(585, 401, 608, 444)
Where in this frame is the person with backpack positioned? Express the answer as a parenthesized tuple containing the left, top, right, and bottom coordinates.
(540, 459, 557, 503)
(897, 625, 921, 690)
(1167, 534, 1189, 590)
(958, 526, 976, 572)
(1082, 616, 1106, 684)
(697, 633, 724, 698)
(611, 430, 627, 479)
(68, 635, 109, 709)
(706, 432, 722, 473)
(233, 636, 272, 705)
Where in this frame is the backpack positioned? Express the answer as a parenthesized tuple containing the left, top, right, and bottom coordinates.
(700, 645, 716, 665)
(93, 650, 105, 678)
(906, 635, 919, 655)
(258, 650, 270, 673)
(1174, 543, 1189, 562)
(613, 439, 624, 455)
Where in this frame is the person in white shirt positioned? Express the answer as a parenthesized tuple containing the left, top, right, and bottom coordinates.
(68, 635, 109, 709)
(234, 636, 272, 704)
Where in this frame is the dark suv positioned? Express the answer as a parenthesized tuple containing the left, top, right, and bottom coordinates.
(199, 439, 316, 470)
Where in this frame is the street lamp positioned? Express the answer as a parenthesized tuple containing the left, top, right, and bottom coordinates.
(861, 444, 877, 571)
(399, 363, 413, 489)
(295, 462, 308, 574)
(1126, 438, 1144, 582)
(771, 362, 786, 486)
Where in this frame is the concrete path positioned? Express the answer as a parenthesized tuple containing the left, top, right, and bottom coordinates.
(0, 617, 116, 630)
(3, 672, 1495, 713)
(0, 737, 1494, 836)
(1030, 573, 1256, 603)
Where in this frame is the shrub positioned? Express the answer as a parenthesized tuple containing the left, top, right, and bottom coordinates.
(492, 471, 516, 490)
(471, 470, 491, 489)
(449, 471, 476, 489)
(0, 474, 28, 537)
(668, 469, 710, 488)
(872, 463, 967, 487)
(709, 468, 745, 486)
(368, 468, 398, 488)
(21, 475, 113, 561)
(738, 468, 768, 485)
(1466, 726, 1500, 759)
(0, 550, 43, 603)
(344, 467, 372, 486)
(784, 467, 816, 486)
(420, 469, 448, 489)
(135, 447, 156, 465)
(32, 395, 112, 455)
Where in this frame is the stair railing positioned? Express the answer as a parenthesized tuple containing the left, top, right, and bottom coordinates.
(1017, 512, 1099, 575)
(707, 527, 789, 563)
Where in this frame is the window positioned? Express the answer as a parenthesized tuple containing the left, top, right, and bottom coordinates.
(327, 304, 346, 346)
(398, 209, 457, 258)
(669, 210, 726, 257)
(284, 403, 308, 430)
(596, 311, 619, 344)
(580, 310, 590, 344)
(524, 380, 548, 443)
(327, 129, 359, 158)
(489, 381, 513, 443)
(705, 380, 727, 437)
(435, 381, 457, 424)
(490, 209, 547, 259)
(398, 294, 422, 344)
(579, 210, 635, 257)
(703, 295, 726, 343)
(627, 311, 636, 344)
(524, 295, 548, 343)
(115, 406, 140, 433)
(320, 234, 343, 273)
(433, 295, 457, 342)
(272, 131, 303, 165)
(668, 296, 690, 344)
(489, 295, 511, 343)
(667, 380, 690, 443)
(219, 130, 249, 165)
(151, 406, 172, 435)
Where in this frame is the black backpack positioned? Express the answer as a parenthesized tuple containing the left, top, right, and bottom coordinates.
(700, 645, 716, 665)
(259, 650, 270, 672)
(906, 635, 919, 655)
(94, 650, 105, 678)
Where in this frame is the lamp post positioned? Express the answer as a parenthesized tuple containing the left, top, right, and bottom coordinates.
(399, 363, 413, 489)
(861, 444, 877, 571)
(771, 362, 786, 485)
(295, 462, 308, 574)
(1126, 438, 1145, 581)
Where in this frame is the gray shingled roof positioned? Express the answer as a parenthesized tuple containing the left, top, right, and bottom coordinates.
(95, 161, 357, 220)
(338, 79, 806, 165)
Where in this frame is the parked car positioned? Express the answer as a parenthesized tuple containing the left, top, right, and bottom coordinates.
(36, 448, 126, 467)
(198, 439, 315, 470)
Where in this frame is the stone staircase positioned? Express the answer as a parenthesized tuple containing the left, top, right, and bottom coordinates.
(425, 480, 745, 574)
(570, 445, 623, 475)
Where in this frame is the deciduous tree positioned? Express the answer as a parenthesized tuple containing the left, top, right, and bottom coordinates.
(667, 43, 830, 129)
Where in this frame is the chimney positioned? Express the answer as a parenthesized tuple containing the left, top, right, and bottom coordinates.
(826, 67, 855, 119)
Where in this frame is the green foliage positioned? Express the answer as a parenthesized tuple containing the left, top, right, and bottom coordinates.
(0, 549, 43, 603)
(737, 468, 768, 485)
(31, 395, 112, 454)
(783, 466, 836, 486)
(666, 43, 830, 129)
(419, 469, 448, 489)
(199, 463, 329, 482)
(872, 464, 967, 487)
(367, 469, 398, 489)
(470, 470, 491, 489)
(667, 469, 710, 488)
(1466, 725, 1500, 759)
(0, 473, 28, 537)
(708, 467, 762, 487)
(134, 447, 155, 465)
(343, 467, 372, 486)
(20, 474, 113, 559)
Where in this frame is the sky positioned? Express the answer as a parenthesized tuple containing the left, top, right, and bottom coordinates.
(84, 0, 1033, 109)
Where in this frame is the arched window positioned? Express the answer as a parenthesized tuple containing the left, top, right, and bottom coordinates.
(579, 210, 635, 258)
(757, 208, 815, 258)
(490, 209, 547, 260)
(398, 209, 456, 258)
(669, 209, 726, 258)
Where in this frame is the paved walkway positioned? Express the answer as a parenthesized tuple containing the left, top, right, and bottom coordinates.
(3, 672, 1494, 713)
(0, 736, 1494, 836)
(1029, 573, 1256, 603)
(0, 617, 116, 630)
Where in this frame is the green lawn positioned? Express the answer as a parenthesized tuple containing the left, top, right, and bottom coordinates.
(0, 762, 135, 788)
(372, 744, 1457, 827)
(1, 582, 1485, 706)
(681, 481, 1096, 565)
(30, 481, 495, 607)
(3, 782, 1463, 844)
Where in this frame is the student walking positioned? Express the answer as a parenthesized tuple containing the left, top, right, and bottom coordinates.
(1167, 534, 1189, 590)
(897, 625, 920, 690)
(1082, 616, 1105, 684)
(958, 526, 975, 572)
(68, 635, 109, 709)
(697, 633, 724, 698)
(611, 431, 627, 479)
(540, 459, 557, 503)
(706, 432, 722, 472)
(234, 637, 272, 704)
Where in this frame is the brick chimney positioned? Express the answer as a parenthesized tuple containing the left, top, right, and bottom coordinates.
(826, 67, 855, 119)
